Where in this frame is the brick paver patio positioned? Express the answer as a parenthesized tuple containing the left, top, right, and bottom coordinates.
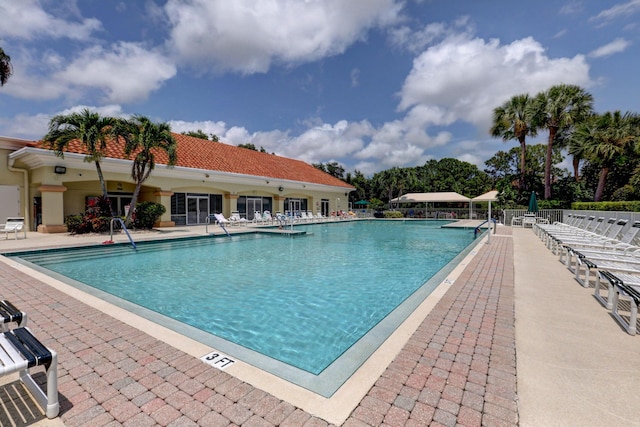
(0, 227, 516, 426)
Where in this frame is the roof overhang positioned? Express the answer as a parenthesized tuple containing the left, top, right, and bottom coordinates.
(8, 147, 352, 193)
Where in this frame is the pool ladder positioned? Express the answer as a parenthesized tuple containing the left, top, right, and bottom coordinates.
(110, 218, 137, 249)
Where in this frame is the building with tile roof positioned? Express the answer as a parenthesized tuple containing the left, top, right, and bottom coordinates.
(1, 134, 354, 232)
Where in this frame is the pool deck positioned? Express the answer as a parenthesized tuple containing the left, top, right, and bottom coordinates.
(1, 222, 639, 426)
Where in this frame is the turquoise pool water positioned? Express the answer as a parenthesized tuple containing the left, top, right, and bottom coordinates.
(8, 220, 477, 393)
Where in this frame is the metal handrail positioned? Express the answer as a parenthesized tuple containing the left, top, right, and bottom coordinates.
(110, 218, 136, 249)
(206, 215, 231, 238)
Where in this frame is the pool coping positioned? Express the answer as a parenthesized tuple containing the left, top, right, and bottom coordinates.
(1, 227, 486, 425)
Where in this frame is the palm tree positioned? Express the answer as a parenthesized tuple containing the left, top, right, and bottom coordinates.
(490, 94, 536, 190)
(530, 84, 594, 199)
(577, 111, 638, 201)
(0, 47, 12, 86)
(44, 109, 128, 216)
(122, 116, 177, 225)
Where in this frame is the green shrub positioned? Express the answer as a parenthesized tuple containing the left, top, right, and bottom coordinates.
(91, 216, 111, 233)
(134, 201, 166, 229)
(65, 214, 85, 234)
(384, 210, 404, 218)
(571, 201, 640, 212)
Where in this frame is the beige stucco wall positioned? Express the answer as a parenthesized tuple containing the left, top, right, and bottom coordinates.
(1, 148, 30, 229)
(4, 146, 353, 232)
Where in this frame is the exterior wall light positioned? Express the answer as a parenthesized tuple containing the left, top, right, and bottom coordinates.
(54, 166, 66, 174)
(278, 186, 284, 192)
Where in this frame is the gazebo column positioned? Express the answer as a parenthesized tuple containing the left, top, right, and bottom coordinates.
(37, 185, 67, 233)
(154, 190, 174, 227)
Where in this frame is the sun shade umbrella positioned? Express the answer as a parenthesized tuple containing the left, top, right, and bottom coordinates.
(528, 191, 539, 213)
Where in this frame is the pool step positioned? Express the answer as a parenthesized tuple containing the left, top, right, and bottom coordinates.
(9, 234, 245, 265)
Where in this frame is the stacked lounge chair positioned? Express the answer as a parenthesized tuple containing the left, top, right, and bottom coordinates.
(534, 212, 640, 336)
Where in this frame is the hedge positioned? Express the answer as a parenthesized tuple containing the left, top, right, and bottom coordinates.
(571, 201, 640, 212)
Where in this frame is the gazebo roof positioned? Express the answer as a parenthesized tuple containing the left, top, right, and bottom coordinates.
(472, 190, 498, 202)
(390, 192, 471, 203)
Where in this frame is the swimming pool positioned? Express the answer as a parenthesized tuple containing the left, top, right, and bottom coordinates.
(7, 220, 479, 396)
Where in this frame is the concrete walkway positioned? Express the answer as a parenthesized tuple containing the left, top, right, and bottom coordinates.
(0, 225, 638, 426)
(514, 227, 640, 426)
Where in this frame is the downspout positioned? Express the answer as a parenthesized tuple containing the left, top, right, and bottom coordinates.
(8, 158, 30, 231)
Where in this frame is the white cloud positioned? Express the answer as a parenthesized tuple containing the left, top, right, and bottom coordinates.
(559, 1, 584, 15)
(589, 38, 631, 58)
(590, 0, 640, 25)
(389, 17, 470, 54)
(168, 120, 229, 138)
(164, 0, 403, 74)
(350, 68, 360, 87)
(0, 0, 101, 40)
(4, 43, 176, 103)
(56, 42, 176, 103)
(398, 33, 592, 132)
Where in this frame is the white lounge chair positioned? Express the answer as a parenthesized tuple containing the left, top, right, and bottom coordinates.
(0, 326, 59, 418)
(567, 221, 640, 287)
(598, 271, 640, 335)
(229, 212, 248, 226)
(1, 217, 26, 240)
(556, 218, 628, 257)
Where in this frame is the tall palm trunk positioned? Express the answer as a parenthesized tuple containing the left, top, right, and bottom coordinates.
(573, 157, 580, 182)
(595, 167, 609, 202)
(125, 184, 143, 225)
(94, 161, 115, 217)
(518, 135, 526, 189)
(544, 126, 557, 199)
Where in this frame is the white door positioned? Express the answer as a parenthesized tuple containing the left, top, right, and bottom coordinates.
(0, 186, 20, 220)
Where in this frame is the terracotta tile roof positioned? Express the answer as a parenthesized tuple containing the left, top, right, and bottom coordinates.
(36, 133, 353, 189)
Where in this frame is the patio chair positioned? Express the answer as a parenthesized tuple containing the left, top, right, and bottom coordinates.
(1, 217, 26, 240)
(522, 214, 537, 228)
(229, 212, 248, 226)
(0, 327, 59, 418)
(1, 299, 27, 332)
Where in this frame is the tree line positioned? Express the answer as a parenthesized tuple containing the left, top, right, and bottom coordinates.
(317, 84, 640, 210)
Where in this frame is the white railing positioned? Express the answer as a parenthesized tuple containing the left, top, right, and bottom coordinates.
(503, 209, 564, 227)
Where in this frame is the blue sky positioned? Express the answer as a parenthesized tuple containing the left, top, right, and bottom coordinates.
(1, 1, 639, 176)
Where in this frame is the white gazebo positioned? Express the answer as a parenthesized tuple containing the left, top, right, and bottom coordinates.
(390, 192, 471, 204)
(389, 192, 472, 218)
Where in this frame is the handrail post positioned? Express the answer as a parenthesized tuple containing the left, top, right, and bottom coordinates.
(110, 218, 137, 249)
